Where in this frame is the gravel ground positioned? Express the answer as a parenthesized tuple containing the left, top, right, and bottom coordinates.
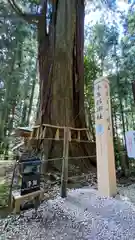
(118, 183, 135, 203)
(1, 187, 135, 239)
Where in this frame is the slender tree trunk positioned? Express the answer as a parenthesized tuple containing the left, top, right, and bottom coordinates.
(86, 106, 95, 141)
(0, 44, 18, 156)
(21, 78, 31, 126)
(26, 78, 36, 125)
(115, 44, 129, 175)
(35, 94, 40, 123)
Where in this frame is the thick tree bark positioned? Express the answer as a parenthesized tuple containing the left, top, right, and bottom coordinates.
(37, 0, 96, 169)
(38, 1, 84, 125)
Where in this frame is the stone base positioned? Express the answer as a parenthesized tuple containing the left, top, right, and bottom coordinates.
(11, 189, 45, 214)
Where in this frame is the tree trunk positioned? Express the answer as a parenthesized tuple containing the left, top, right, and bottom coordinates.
(37, 0, 96, 169)
(21, 78, 30, 126)
(26, 78, 36, 125)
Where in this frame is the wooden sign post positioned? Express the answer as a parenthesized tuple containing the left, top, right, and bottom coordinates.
(94, 77, 117, 197)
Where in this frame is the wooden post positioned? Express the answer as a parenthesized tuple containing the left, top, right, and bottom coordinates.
(94, 77, 117, 197)
(55, 129, 60, 140)
(61, 127, 69, 198)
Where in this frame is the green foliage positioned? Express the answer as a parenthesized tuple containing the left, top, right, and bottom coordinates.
(84, 8, 135, 171)
(0, 1, 38, 155)
(84, 45, 101, 108)
(87, 22, 119, 72)
(84, 45, 101, 140)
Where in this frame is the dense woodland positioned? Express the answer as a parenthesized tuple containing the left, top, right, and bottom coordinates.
(1, 0, 135, 176)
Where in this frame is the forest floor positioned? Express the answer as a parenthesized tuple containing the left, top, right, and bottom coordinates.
(1, 187, 135, 239)
(1, 162, 135, 239)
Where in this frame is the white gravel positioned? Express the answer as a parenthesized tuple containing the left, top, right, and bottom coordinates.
(1, 187, 135, 239)
(118, 183, 135, 203)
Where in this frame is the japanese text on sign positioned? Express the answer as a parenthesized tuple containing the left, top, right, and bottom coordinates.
(95, 84, 103, 120)
(27, 180, 38, 188)
(104, 83, 111, 132)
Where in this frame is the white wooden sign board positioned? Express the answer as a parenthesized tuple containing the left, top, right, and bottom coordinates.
(94, 77, 116, 197)
(125, 130, 135, 158)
